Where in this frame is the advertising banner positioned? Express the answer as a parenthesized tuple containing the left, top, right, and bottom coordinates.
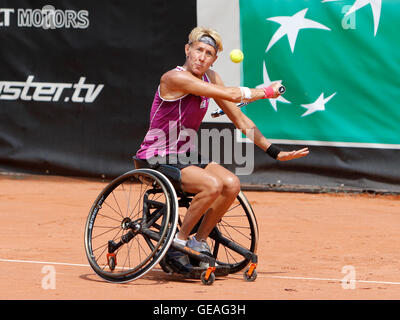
(239, 0, 400, 148)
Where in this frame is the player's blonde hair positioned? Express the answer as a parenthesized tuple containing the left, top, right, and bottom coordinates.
(188, 26, 223, 53)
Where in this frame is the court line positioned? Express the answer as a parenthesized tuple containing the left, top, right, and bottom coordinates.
(0, 258, 89, 268)
(266, 275, 400, 286)
(1, 258, 400, 286)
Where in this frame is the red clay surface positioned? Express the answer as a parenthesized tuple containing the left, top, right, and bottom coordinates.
(1, 173, 400, 300)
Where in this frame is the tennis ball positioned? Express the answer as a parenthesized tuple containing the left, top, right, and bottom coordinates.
(230, 49, 244, 63)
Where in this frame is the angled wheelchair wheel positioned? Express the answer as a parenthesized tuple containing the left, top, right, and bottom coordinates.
(207, 191, 259, 274)
(84, 169, 178, 283)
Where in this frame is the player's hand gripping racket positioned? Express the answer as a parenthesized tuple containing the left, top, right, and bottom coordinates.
(211, 85, 286, 118)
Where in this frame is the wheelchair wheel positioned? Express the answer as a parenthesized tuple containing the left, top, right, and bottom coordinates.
(84, 169, 178, 283)
(206, 191, 259, 274)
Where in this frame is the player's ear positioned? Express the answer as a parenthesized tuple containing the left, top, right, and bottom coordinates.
(211, 53, 218, 66)
(184, 44, 190, 58)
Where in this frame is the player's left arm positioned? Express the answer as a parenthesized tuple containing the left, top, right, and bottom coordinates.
(206, 69, 309, 161)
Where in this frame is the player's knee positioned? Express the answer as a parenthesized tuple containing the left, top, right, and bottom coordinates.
(223, 175, 241, 198)
(204, 177, 223, 199)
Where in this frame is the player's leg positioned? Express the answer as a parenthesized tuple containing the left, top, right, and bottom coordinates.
(177, 164, 224, 240)
(179, 162, 240, 261)
(193, 162, 241, 241)
(164, 165, 223, 273)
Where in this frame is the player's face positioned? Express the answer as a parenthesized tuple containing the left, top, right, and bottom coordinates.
(185, 42, 217, 77)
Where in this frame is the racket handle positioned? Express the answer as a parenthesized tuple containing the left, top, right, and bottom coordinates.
(211, 102, 248, 118)
(211, 110, 223, 118)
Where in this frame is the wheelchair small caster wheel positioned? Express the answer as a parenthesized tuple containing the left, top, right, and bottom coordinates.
(201, 270, 216, 285)
(107, 253, 117, 271)
(243, 267, 257, 282)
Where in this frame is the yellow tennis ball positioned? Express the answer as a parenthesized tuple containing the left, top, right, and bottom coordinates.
(230, 49, 244, 63)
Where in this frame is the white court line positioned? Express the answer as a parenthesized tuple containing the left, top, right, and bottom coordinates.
(0, 258, 89, 268)
(1, 258, 400, 286)
(267, 275, 400, 286)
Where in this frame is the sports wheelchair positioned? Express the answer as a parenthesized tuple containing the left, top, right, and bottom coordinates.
(84, 157, 259, 285)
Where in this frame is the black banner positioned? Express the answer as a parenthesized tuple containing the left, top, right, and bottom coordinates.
(0, 0, 197, 178)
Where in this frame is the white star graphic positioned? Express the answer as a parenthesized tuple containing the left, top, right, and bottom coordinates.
(300, 92, 336, 117)
(346, 0, 382, 36)
(256, 61, 290, 111)
(266, 8, 331, 53)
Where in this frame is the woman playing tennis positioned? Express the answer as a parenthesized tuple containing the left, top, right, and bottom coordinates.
(135, 26, 309, 274)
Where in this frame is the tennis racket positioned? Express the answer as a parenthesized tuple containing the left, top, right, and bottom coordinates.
(211, 85, 286, 118)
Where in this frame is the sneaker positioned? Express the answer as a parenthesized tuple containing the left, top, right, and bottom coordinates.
(187, 237, 213, 268)
(186, 237, 212, 255)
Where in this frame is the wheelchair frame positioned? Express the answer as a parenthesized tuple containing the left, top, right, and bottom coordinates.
(84, 162, 259, 285)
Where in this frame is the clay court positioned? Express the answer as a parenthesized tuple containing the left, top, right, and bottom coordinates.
(1, 173, 399, 300)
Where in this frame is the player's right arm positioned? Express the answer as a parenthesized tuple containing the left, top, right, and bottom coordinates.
(206, 70, 309, 162)
(160, 69, 280, 103)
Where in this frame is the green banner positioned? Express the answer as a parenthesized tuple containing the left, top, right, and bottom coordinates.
(239, 0, 400, 147)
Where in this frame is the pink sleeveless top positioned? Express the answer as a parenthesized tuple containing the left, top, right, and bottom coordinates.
(136, 66, 210, 159)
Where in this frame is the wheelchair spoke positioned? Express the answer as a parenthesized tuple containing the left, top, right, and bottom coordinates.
(128, 182, 148, 221)
(120, 182, 132, 217)
(84, 169, 179, 282)
(225, 203, 241, 213)
(222, 244, 239, 265)
(97, 212, 123, 223)
(91, 225, 120, 240)
(92, 241, 108, 256)
(121, 238, 135, 271)
(110, 190, 125, 219)
(102, 199, 125, 219)
(219, 220, 251, 241)
(93, 228, 124, 267)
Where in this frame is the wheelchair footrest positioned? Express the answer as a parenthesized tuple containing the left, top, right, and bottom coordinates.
(161, 260, 230, 279)
(183, 265, 230, 279)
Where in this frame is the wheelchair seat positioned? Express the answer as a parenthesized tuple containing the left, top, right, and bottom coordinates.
(132, 156, 183, 192)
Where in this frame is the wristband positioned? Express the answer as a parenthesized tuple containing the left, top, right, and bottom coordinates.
(240, 86, 252, 101)
(265, 144, 281, 159)
(262, 86, 275, 99)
